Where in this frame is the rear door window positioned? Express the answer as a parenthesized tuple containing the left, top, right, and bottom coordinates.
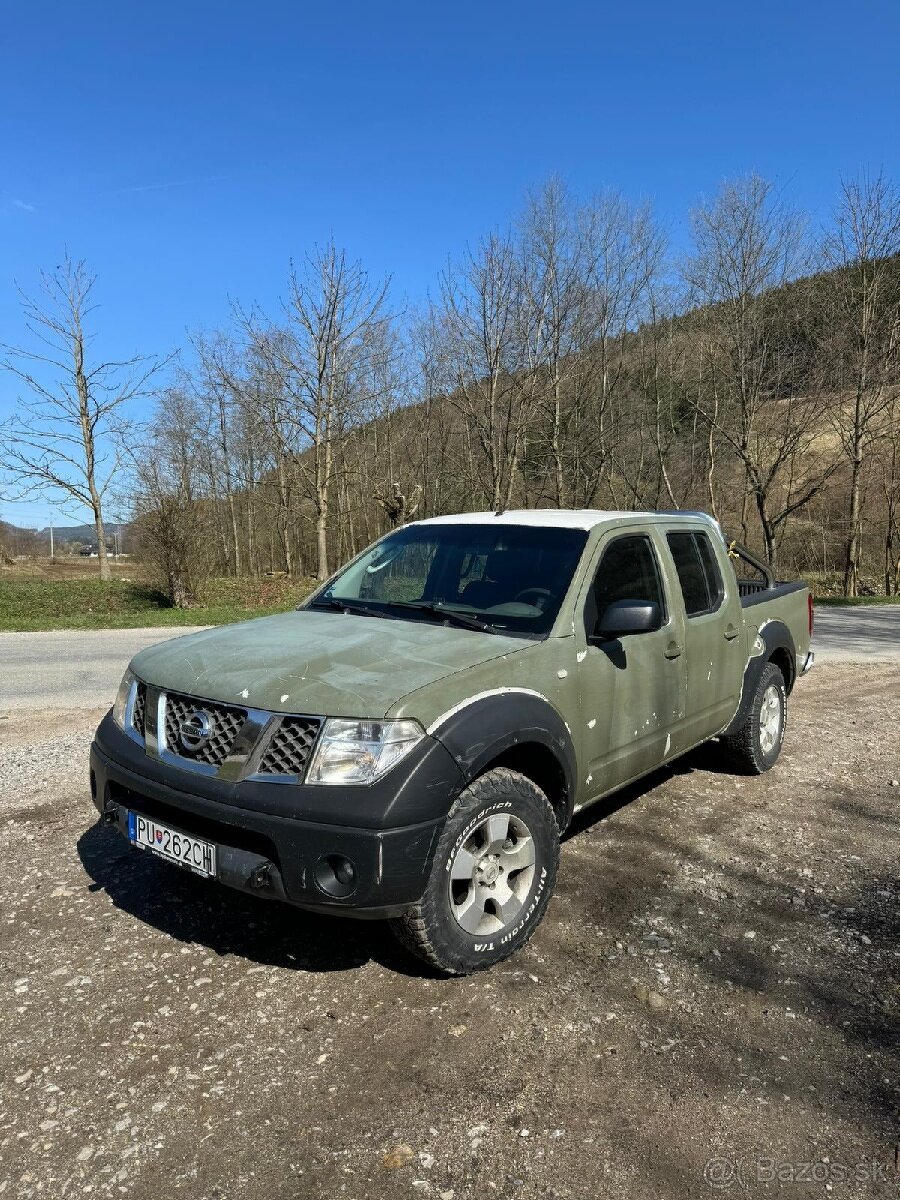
(694, 532, 725, 608)
(666, 531, 724, 617)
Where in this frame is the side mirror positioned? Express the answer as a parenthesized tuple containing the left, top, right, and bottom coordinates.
(594, 599, 662, 640)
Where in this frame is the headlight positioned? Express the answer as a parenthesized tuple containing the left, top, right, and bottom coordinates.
(112, 668, 135, 729)
(307, 718, 424, 785)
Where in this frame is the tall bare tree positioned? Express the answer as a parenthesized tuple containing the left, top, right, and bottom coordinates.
(2, 256, 166, 579)
(820, 172, 900, 595)
(520, 178, 587, 506)
(129, 387, 215, 607)
(191, 330, 247, 575)
(244, 242, 393, 579)
(577, 190, 665, 506)
(683, 176, 837, 568)
(439, 231, 535, 510)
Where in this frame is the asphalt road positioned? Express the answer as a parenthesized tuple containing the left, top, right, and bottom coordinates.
(0, 627, 208, 712)
(810, 603, 900, 663)
(0, 605, 897, 715)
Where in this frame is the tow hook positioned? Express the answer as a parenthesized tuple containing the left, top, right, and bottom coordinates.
(249, 862, 272, 890)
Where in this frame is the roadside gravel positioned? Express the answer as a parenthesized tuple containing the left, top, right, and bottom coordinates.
(1, 664, 898, 1199)
(0, 709, 105, 809)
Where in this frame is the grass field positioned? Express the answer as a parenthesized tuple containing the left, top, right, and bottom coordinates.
(802, 569, 900, 605)
(0, 575, 318, 632)
(1, 563, 897, 630)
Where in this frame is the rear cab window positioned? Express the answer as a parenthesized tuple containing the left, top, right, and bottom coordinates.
(666, 530, 725, 617)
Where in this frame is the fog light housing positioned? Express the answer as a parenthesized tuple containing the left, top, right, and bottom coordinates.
(314, 854, 357, 899)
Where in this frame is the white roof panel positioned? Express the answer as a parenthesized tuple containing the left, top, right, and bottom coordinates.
(409, 508, 713, 531)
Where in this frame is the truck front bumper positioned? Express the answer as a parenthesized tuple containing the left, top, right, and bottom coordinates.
(89, 715, 463, 918)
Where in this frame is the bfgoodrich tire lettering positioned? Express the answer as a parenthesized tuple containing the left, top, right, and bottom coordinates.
(389, 768, 559, 975)
(722, 661, 787, 775)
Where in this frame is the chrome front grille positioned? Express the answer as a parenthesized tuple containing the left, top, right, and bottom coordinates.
(162, 691, 247, 767)
(127, 677, 323, 781)
(132, 682, 146, 737)
(258, 716, 321, 777)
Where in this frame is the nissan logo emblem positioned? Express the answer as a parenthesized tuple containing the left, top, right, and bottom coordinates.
(179, 709, 213, 753)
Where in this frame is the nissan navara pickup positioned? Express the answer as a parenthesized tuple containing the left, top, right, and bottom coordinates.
(90, 510, 814, 974)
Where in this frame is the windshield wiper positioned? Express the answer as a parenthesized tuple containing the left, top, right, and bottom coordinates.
(306, 597, 389, 618)
(386, 601, 500, 634)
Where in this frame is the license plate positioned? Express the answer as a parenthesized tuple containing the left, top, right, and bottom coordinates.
(127, 811, 216, 878)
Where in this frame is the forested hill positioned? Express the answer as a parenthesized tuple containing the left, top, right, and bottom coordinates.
(4, 177, 897, 600)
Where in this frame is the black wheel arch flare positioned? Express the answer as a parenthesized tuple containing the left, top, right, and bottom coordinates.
(427, 690, 578, 832)
(723, 619, 796, 738)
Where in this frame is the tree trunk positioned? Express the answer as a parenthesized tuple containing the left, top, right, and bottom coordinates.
(843, 453, 863, 598)
(755, 490, 777, 572)
(275, 457, 292, 575)
(94, 508, 111, 581)
(316, 505, 329, 579)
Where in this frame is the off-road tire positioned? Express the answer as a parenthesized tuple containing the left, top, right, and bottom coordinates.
(389, 768, 559, 975)
(722, 661, 787, 775)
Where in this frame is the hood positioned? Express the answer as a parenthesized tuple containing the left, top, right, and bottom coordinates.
(130, 609, 528, 718)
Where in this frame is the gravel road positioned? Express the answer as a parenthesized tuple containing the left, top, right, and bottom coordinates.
(1, 620, 899, 1197)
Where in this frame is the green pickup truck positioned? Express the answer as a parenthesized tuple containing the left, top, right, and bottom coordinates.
(90, 510, 813, 974)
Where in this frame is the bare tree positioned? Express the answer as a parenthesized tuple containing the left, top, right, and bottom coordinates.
(520, 178, 588, 506)
(243, 333, 302, 574)
(820, 172, 900, 595)
(882, 422, 900, 593)
(191, 330, 247, 575)
(438, 231, 536, 511)
(2, 256, 166, 580)
(578, 192, 665, 506)
(683, 176, 838, 568)
(243, 242, 393, 579)
(129, 387, 215, 607)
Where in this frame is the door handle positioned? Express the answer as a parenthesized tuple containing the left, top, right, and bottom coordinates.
(724, 625, 739, 641)
(664, 641, 683, 660)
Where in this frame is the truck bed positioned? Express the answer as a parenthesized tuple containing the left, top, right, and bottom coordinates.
(738, 579, 812, 671)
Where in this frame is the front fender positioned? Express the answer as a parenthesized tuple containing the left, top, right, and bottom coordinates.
(425, 689, 578, 828)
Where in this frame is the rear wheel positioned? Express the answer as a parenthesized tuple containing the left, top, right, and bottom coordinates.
(389, 768, 559, 975)
(722, 661, 787, 774)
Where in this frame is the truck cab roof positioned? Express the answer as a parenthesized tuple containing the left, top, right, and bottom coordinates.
(410, 508, 723, 534)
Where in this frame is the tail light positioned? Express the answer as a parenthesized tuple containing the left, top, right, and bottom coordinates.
(808, 592, 814, 637)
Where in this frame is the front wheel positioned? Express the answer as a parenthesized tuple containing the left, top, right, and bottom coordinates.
(389, 768, 559, 975)
(722, 661, 787, 774)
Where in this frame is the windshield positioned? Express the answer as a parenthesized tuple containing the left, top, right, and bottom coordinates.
(308, 523, 588, 637)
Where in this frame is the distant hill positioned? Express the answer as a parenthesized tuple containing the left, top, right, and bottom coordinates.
(0, 519, 131, 551)
(32, 521, 130, 546)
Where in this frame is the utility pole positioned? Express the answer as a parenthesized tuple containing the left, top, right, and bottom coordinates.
(50, 519, 54, 560)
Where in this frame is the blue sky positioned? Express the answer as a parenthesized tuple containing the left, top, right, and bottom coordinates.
(2, 0, 898, 527)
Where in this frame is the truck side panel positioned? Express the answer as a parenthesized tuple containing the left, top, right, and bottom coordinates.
(741, 584, 812, 681)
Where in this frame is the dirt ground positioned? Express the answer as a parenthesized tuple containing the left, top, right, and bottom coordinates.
(1, 665, 898, 1199)
(1, 558, 137, 580)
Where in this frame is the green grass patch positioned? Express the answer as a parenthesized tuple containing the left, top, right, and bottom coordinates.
(813, 593, 900, 606)
(0, 576, 318, 632)
(4, 572, 895, 631)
